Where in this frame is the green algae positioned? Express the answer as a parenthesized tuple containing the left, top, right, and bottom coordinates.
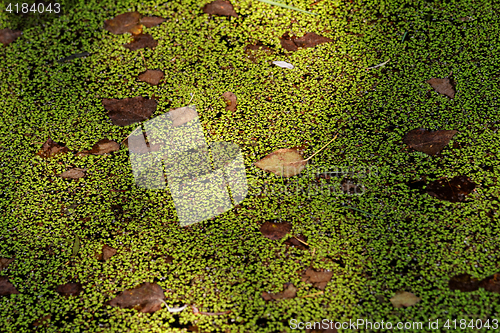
(1, 0, 500, 332)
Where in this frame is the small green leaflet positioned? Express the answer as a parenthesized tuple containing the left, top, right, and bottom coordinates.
(256, 0, 318, 16)
(72, 235, 80, 257)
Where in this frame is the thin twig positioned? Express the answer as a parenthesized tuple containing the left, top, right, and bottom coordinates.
(256, 0, 318, 16)
(367, 59, 390, 70)
(140, 50, 147, 70)
(287, 133, 338, 164)
(301, 291, 324, 298)
(159, 299, 188, 313)
(293, 236, 309, 246)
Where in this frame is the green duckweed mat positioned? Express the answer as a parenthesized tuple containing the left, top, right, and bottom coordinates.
(2, 0, 500, 332)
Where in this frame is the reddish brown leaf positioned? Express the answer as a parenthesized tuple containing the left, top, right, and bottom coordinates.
(104, 12, 142, 35)
(80, 139, 120, 155)
(0, 29, 22, 45)
(0, 258, 14, 270)
(103, 96, 157, 126)
(280, 32, 333, 52)
(426, 176, 476, 202)
(254, 148, 306, 177)
(101, 244, 117, 261)
(124, 33, 158, 51)
(426, 77, 456, 98)
(0, 276, 19, 296)
(479, 273, 500, 293)
(301, 268, 333, 290)
(140, 16, 166, 28)
(260, 221, 292, 240)
(138, 69, 164, 85)
(403, 128, 458, 156)
(56, 282, 83, 297)
(203, 0, 238, 17)
(222, 91, 237, 111)
(261, 283, 297, 301)
(107, 282, 166, 313)
(448, 273, 480, 292)
(59, 168, 86, 179)
(36, 138, 69, 158)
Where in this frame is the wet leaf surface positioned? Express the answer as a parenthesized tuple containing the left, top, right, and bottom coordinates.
(124, 33, 158, 51)
(56, 282, 83, 297)
(222, 91, 237, 111)
(140, 16, 166, 28)
(426, 77, 456, 98)
(59, 168, 86, 179)
(448, 273, 480, 292)
(138, 69, 164, 85)
(389, 291, 421, 308)
(107, 282, 166, 313)
(104, 12, 142, 35)
(79, 139, 120, 155)
(403, 128, 458, 155)
(36, 138, 69, 158)
(103, 96, 157, 126)
(0, 276, 19, 296)
(260, 221, 292, 240)
(261, 283, 297, 301)
(425, 175, 476, 202)
(0, 258, 14, 270)
(203, 0, 238, 18)
(301, 268, 333, 290)
(0, 29, 22, 45)
(254, 148, 306, 177)
(280, 32, 333, 52)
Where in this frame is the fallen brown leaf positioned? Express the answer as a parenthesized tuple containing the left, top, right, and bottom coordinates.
(0, 258, 14, 270)
(301, 268, 333, 290)
(124, 33, 158, 51)
(202, 0, 238, 17)
(261, 283, 297, 301)
(80, 139, 120, 155)
(103, 96, 157, 126)
(0, 276, 19, 296)
(260, 221, 292, 240)
(254, 148, 306, 177)
(168, 106, 198, 127)
(32, 314, 51, 327)
(244, 42, 274, 63)
(479, 273, 500, 293)
(104, 12, 142, 35)
(59, 168, 86, 179)
(403, 128, 458, 156)
(56, 282, 83, 297)
(140, 16, 166, 28)
(426, 77, 456, 98)
(222, 92, 237, 111)
(426, 176, 476, 202)
(36, 138, 70, 158)
(0, 29, 22, 45)
(138, 69, 164, 85)
(448, 273, 480, 292)
(107, 282, 166, 313)
(389, 291, 421, 308)
(100, 244, 117, 261)
(280, 32, 333, 52)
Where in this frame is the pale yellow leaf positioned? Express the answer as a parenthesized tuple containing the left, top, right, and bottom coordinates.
(254, 148, 306, 177)
(390, 291, 421, 308)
